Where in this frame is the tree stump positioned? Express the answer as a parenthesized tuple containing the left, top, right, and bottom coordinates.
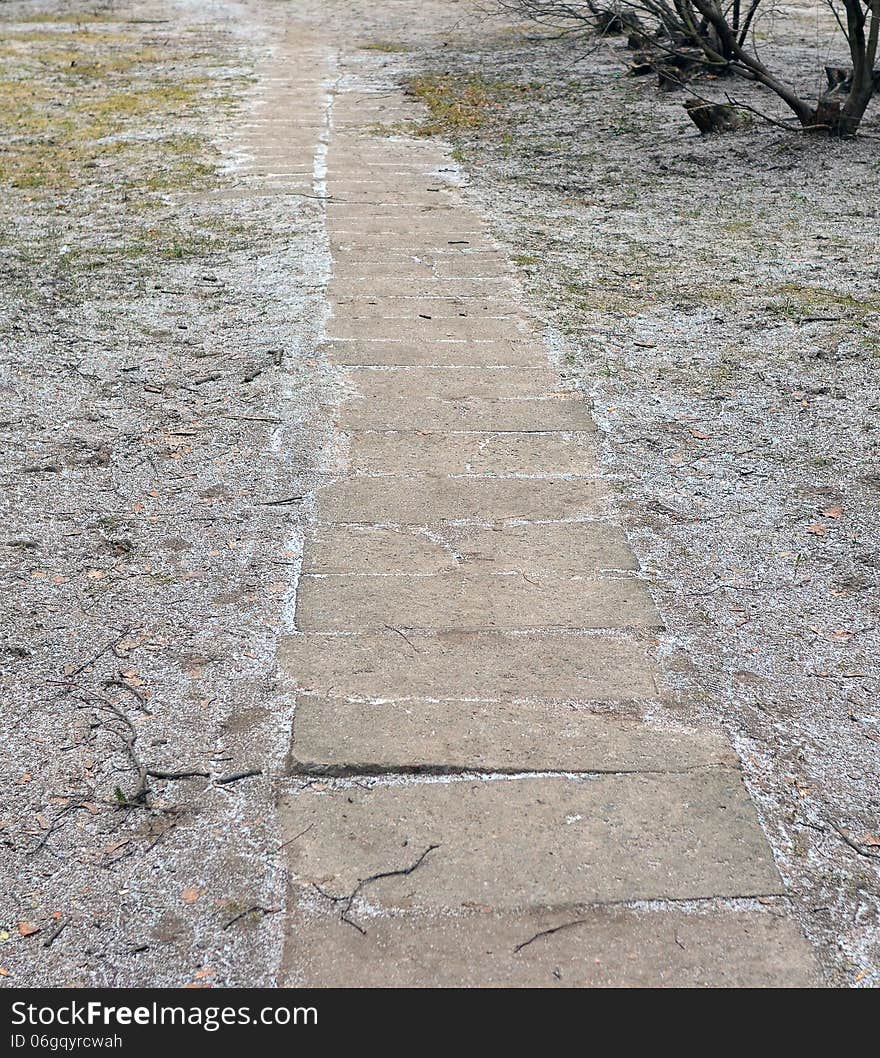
(684, 98, 747, 134)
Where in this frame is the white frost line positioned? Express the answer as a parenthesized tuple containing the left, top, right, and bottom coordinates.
(278, 59, 339, 633)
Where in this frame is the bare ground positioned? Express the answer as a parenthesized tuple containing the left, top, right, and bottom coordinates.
(0, 0, 334, 985)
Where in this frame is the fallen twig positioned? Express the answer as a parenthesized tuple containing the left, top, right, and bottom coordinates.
(280, 823, 315, 849)
(340, 844, 440, 935)
(66, 627, 132, 678)
(215, 769, 263, 786)
(514, 917, 589, 954)
(222, 905, 280, 930)
(832, 825, 880, 860)
(42, 919, 68, 949)
(147, 768, 211, 781)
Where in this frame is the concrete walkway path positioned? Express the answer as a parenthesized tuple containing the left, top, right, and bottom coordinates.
(262, 23, 819, 987)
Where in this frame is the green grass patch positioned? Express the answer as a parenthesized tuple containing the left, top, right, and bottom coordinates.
(406, 73, 533, 136)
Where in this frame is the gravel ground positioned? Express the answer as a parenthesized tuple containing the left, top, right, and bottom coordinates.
(295, 0, 880, 986)
(0, 0, 334, 986)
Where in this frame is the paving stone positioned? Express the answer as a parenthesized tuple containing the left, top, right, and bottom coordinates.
(329, 278, 514, 298)
(327, 185, 465, 200)
(279, 771, 782, 905)
(329, 296, 516, 317)
(339, 396, 593, 432)
(326, 193, 461, 208)
(280, 630, 659, 702)
(340, 365, 561, 398)
(295, 571, 660, 631)
(302, 524, 453, 574)
(327, 315, 526, 342)
(327, 163, 454, 175)
(321, 339, 543, 366)
(301, 522, 637, 574)
(347, 431, 598, 475)
(281, 906, 819, 987)
(332, 254, 511, 280)
(314, 476, 603, 522)
(326, 218, 488, 235)
(328, 152, 452, 166)
(330, 260, 510, 281)
(328, 182, 476, 196)
(330, 241, 502, 255)
(289, 694, 734, 774)
(325, 204, 463, 217)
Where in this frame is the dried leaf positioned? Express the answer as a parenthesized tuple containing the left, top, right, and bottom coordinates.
(17, 922, 40, 937)
(181, 887, 204, 905)
(689, 428, 711, 440)
(821, 505, 843, 518)
(806, 523, 827, 536)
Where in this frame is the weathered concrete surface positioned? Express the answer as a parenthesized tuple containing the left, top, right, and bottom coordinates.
(338, 395, 594, 431)
(281, 631, 660, 702)
(295, 572, 660, 631)
(301, 522, 638, 574)
(327, 315, 527, 342)
(347, 431, 598, 475)
(289, 695, 734, 773)
(338, 367, 558, 399)
(330, 277, 512, 297)
(280, 774, 781, 905)
(313, 476, 603, 522)
(321, 339, 545, 366)
(281, 906, 819, 987)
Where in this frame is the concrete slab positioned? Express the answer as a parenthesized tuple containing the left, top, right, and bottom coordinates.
(326, 316, 528, 342)
(326, 218, 489, 235)
(340, 365, 563, 398)
(338, 396, 593, 432)
(279, 772, 782, 905)
(329, 278, 514, 298)
(301, 522, 638, 574)
(313, 476, 604, 523)
(320, 340, 544, 367)
(289, 695, 734, 774)
(281, 906, 819, 988)
(295, 571, 661, 631)
(279, 630, 660, 702)
(346, 431, 598, 475)
(330, 236, 498, 255)
(332, 255, 511, 280)
(329, 296, 517, 317)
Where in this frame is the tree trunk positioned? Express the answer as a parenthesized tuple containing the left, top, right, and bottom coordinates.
(809, 66, 879, 135)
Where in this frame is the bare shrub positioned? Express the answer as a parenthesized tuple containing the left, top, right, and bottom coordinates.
(496, 0, 879, 135)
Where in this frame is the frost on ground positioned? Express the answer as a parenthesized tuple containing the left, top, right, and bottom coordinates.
(1, 0, 877, 989)
(298, 0, 880, 986)
(0, 0, 333, 985)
